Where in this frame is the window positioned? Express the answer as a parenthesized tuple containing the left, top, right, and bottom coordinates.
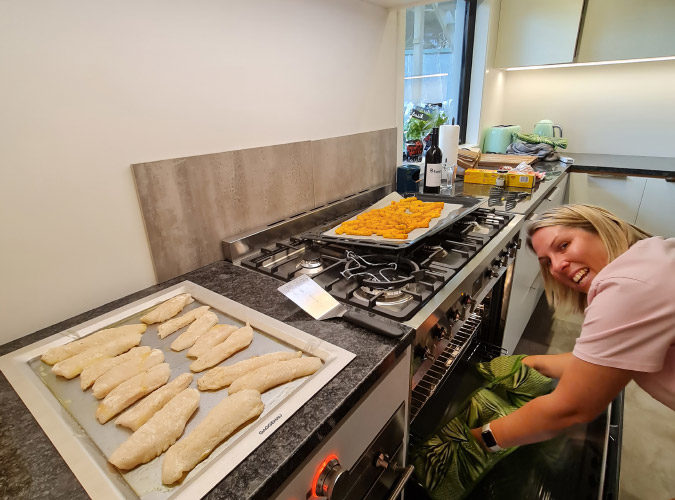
(403, 0, 475, 152)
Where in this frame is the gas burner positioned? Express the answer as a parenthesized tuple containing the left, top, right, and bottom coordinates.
(353, 286, 414, 307)
(295, 246, 325, 275)
(341, 251, 419, 289)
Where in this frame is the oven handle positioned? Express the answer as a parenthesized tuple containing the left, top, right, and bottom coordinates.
(385, 464, 415, 500)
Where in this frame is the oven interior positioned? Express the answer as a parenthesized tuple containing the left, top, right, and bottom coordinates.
(406, 322, 608, 500)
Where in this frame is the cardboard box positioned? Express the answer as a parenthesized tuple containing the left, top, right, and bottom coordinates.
(463, 169, 535, 188)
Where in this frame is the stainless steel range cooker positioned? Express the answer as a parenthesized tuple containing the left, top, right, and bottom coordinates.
(223, 186, 527, 499)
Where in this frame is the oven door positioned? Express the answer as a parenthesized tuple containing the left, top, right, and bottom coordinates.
(407, 342, 623, 500)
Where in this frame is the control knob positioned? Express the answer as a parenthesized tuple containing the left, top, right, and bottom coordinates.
(315, 458, 350, 499)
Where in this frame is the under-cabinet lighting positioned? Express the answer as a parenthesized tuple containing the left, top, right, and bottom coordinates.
(404, 72, 448, 80)
(505, 56, 675, 71)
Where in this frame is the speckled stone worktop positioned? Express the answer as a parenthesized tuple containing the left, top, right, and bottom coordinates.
(0, 261, 412, 499)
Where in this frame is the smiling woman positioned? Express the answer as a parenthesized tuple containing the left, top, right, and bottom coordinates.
(527, 204, 650, 314)
(469, 203, 675, 453)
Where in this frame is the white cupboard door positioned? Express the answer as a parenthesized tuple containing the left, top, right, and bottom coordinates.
(568, 173, 647, 224)
(635, 178, 675, 238)
(494, 0, 584, 68)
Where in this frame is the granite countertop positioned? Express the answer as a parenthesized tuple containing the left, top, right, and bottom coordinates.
(565, 153, 675, 177)
(0, 261, 412, 499)
(436, 161, 570, 215)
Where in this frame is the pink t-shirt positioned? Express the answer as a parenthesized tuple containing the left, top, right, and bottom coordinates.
(573, 237, 675, 410)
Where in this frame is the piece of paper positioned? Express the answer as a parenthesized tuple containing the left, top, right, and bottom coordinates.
(278, 275, 346, 320)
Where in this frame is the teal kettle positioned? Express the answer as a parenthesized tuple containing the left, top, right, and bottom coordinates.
(533, 120, 563, 138)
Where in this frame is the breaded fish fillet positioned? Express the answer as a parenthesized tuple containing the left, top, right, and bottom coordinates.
(116, 372, 194, 431)
(96, 363, 171, 424)
(161, 389, 263, 484)
(187, 324, 238, 359)
(92, 349, 164, 399)
(228, 357, 322, 395)
(80, 346, 151, 390)
(189, 323, 253, 373)
(140, 293, 193, 325)
(51, 331, 143, 379)
(109, 388, 200, 470)
(157, 306, 210, 339)
(197, 351, 301, 391)
(170, 311, 218, 352)
(41, 324, 146, 365)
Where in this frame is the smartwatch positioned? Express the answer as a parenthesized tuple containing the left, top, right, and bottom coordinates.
(480, 423, 503, 452)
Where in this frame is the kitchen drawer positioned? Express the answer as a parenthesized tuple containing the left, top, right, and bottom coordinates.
(535, 174, 569, 215)
(635, 177, 675, 237)
(568, 172, 646, 224)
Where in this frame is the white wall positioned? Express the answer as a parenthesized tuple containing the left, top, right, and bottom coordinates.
(492, 60, 675, 156)
(0, 0, 399, 345)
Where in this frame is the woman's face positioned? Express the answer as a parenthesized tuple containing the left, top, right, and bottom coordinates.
(530, 225, 609, 293)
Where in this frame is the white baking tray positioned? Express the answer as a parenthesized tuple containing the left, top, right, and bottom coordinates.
(0, 281, 355, 499)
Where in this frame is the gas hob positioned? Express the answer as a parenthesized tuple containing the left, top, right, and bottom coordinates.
(240, 208, 515, 322)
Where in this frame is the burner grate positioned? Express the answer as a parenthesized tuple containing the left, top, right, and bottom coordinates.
(240, 207, 515, 322)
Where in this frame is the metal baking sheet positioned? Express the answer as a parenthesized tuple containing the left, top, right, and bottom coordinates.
(0, 281, 355, 500)
(301, 192, 482, 250)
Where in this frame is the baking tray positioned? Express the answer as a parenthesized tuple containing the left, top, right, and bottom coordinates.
(0, 281, 355, 499)
(300, 192, 482, 250)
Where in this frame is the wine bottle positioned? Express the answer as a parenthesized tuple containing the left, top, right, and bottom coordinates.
(423, 127, 442, 194)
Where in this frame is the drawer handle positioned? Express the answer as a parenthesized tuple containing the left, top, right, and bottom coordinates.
(588, 173, 627, 179)
(545, 185, 559, 201)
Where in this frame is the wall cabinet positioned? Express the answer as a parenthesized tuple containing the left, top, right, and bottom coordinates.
(494, 0, 584, 68)
(494, 0, 675, 68)
(502, 175, 568, 354)
(577, 0, 675, 63)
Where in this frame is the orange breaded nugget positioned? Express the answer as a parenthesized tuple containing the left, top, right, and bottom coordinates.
(335, 197, 444, 239)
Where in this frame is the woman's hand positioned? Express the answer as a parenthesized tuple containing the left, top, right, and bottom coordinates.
(487, 355, 633, 448)
(522, 352, 574, 379)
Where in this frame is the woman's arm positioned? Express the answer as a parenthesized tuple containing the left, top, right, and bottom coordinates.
(522, 352, 574, 379)
(471, 355, 633, 448)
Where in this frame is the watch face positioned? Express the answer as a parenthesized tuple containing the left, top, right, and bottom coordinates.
(481, 429, 497, 448)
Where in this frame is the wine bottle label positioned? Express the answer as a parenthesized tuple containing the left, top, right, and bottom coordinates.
(426, 163, 442, 187)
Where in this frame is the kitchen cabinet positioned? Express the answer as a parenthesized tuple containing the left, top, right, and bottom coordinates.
(635, 177, 675, 237)
(569, 172, 675, 237)
(494, 0, 585, 68)
(494, 0, 675, 69)
(576, 0, 675, 63)
(502, 175, 568, 354)
(568, 172, 647, 223)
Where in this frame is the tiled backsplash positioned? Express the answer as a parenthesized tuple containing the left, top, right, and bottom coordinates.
(132, 128, 397, 282)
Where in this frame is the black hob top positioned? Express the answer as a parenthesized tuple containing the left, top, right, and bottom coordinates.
(241, 208, 514, 321)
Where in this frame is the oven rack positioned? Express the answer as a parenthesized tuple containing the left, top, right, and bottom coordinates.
(409, 313, 483, 422)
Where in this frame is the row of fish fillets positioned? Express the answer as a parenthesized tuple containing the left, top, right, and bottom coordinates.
(41, 293, 321, 485)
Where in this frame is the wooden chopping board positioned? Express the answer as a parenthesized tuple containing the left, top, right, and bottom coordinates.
(477, 153, 538, 167)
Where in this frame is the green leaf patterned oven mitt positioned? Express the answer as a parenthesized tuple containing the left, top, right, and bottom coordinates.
(412, 355, 555, 500)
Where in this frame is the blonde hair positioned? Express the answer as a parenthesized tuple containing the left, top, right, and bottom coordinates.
(526, 204, 651, 315)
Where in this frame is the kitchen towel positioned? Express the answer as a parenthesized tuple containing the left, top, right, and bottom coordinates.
(439, 124, 460, 167)
(412, 355, 556, 500)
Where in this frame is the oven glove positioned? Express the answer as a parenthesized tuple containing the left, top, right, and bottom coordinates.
(475, 354, 556, 407)
(412, 394, 518, 500)
(412, 356, 555, 500)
